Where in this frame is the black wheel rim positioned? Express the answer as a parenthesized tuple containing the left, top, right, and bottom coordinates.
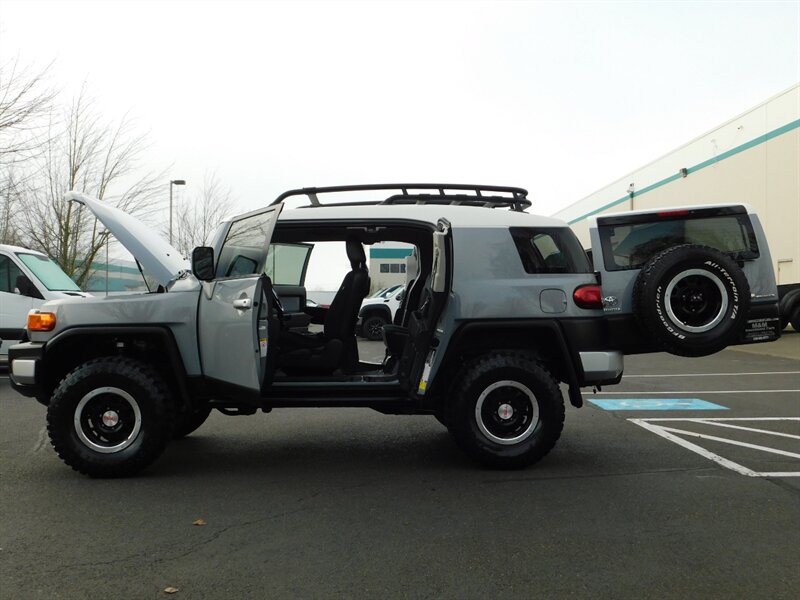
(665, 269, 728, 332)
(73, 387, 142, 453)
(475, 381, 539, 445)
(366, 319, 384, 339)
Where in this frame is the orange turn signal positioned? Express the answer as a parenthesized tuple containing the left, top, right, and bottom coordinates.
(28, 312, 57, 332)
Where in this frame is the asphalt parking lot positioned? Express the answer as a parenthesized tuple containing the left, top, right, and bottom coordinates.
(1, 334, 798, 599)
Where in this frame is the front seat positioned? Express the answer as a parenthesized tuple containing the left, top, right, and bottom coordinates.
(278, 238, 370, 373)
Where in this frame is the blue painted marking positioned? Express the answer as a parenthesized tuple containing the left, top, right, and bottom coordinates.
(588, 398, 728, 411)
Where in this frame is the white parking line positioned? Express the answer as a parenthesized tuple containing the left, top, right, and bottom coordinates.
(625, 371, 800, 378)
(656, 426, 800, 459)
(630, 417, 800, 478)
(695, 420, 800, 439)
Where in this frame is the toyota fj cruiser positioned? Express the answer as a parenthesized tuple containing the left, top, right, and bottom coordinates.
(9, 184, 781, 477)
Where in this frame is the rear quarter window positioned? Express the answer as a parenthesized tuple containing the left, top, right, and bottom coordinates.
(510, 227, 592, 274)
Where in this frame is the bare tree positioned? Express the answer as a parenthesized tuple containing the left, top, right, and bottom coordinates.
(0, 58, 57, 245)
(17, 85, 167, 286)
(171, 172, 236, 257)
(0, 58, 56, 163)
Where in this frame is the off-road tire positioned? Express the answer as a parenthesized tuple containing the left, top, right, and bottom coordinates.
(790, 306, 800, 332)
(447, 352, 565, 469)
(172, 404, 213, 439)
(47, 357, 175, 478)
(633, 244, 750, 357)
(363, 314, 388, 341)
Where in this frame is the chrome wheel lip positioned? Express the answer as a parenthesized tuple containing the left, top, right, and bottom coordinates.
(475, 380, 539, 446)
(664, 268, 728, 333)
(74, 387, 142, 454)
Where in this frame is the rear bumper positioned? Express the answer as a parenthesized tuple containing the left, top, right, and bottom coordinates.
(8, 342, 45, 399)
(579, 351, 624, 385)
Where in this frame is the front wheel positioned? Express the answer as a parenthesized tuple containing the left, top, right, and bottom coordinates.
(363, 314, 388, 341)
(447, 352, 565, 469)
(47, 357, 175, 478)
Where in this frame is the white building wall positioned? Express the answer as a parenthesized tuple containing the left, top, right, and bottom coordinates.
(554, 84, 800, 286)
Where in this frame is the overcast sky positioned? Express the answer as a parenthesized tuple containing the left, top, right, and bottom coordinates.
(1, 0, 798, 288)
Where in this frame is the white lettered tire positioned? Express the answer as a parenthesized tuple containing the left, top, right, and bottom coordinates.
(632, 244, 750, 357)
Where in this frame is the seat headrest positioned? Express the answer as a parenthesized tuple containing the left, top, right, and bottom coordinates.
(346, 238, 366, 267)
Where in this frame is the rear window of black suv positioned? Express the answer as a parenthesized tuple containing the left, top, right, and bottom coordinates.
(598, 207, 759, 271)
(510, 227, 592, 274)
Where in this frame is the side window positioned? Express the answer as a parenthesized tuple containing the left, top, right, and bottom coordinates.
(0, 254, 23, 293)
(264, 243, 313, 286)
(510, 227, 591, 274)
(215, 206, 282, 279)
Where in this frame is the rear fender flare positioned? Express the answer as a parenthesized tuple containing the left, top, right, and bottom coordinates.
(435, 320, 584, 408)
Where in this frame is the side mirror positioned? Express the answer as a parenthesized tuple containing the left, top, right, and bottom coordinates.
(191, 247, 215, 281)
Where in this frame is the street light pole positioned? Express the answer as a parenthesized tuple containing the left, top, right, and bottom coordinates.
(169, 179, 186, 245)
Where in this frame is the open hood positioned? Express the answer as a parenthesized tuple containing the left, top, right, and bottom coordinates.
(66, 191, 190, 287)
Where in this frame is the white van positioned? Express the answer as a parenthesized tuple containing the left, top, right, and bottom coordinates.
(0, 244, 91, 362)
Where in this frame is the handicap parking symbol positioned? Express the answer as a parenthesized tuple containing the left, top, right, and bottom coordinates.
(588, 398, 728, 411)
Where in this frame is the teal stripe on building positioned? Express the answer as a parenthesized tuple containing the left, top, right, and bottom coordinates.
(370, 248, 413, 259)
(567, 118, 800, 225)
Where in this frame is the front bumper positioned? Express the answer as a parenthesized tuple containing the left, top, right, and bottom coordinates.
(9, 342, 45, 399)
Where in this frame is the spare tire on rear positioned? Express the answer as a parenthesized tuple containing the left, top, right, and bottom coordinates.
(632, 244, 750, 357)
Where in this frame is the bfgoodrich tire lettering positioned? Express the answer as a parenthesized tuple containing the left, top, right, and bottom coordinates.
(633, 244, 750, 357)
(447, 352, 565, 469)
(47, 357, 174, 478)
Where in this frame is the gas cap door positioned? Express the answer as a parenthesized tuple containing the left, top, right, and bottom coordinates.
(540, 289, 568, 313)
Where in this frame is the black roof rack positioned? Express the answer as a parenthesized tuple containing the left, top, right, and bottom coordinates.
(271, 183, 531, 212)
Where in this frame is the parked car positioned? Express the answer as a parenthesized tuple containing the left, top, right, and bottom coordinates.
(9, 184, 780, 477)
(0, 244, 90, 363)
(357, 285, 405, 340)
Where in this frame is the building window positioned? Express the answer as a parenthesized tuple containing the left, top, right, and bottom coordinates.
(390, 263, 400, 273)
(380, 264, 390, 273)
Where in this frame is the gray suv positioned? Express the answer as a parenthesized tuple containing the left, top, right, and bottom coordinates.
(9, 184, 781, 477)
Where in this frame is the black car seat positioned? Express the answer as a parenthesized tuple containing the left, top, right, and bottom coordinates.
(278, 238, 370, 373)
(383, 250, 423, 371)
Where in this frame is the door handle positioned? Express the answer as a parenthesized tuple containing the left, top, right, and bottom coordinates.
(233, 298, 252, 310)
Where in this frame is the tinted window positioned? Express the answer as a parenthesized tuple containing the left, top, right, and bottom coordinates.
(216, 207, 281, 279)
(599, 213, 758, 270)
(510, 227, 591, 274)
(0, 254, 23, 293)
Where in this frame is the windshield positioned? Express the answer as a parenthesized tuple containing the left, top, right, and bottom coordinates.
(16, 253, 81, 292)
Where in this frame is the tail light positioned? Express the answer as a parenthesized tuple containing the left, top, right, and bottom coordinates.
(28, 311, 57, 332)
(573, 285, 603, 309)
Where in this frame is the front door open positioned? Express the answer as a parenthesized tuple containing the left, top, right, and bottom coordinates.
(198, 204, 283, 392)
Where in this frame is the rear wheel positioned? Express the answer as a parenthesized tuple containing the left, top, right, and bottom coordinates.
(790, 306, 800, 332)
(172, 404, 212, 439)
(47, 357, 174, 478)
(447, 352, 565, 469)
(633, 244, 750, 357)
